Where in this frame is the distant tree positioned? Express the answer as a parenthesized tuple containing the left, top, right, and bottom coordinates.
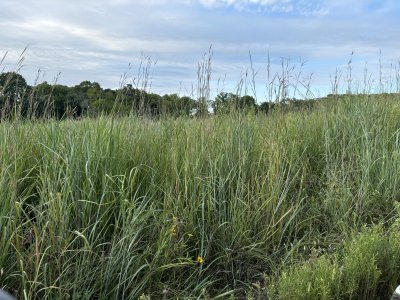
(196, 96, 209, 117)
(65, 88, 86, 117)
(0, 72, 29, 116)
(0, 72, 209, 119)
(87, 84, 102, 103)
(237, 95, 257, 112)
(180, 96, 196, 116)
(145, 93, 162, 116)
(75, 81, 100, 94)
(31, 81, 53, 117)
(0, 72, 28, 96)
(161, 94, 195, 117)
(258, 101, 274, 115)
(54, 85, 70, 117)
(212, 92, 256, 114)
(212, 92, 231, 114)
(90, 98, 115, 115)
(120, 84, 143, 113)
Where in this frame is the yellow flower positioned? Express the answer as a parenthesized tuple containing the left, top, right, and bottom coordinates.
(171, 224, 177, 236)
(196, 256, 204, 264)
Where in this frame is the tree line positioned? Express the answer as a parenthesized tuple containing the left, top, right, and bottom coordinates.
(0, 72, 318, 119)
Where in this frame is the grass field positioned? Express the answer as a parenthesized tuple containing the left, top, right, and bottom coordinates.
(1, 94, 400, 299)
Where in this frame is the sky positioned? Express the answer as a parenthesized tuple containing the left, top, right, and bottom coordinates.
(1, 0, 400, 100)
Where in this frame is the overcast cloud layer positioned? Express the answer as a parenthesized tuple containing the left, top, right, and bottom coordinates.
(1, 0, 399, 98)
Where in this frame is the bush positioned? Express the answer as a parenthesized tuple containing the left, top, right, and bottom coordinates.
(276, 224, 400, 299)
(277, 256, 339, 300)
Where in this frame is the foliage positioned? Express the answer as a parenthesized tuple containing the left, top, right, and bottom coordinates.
(0, 72, 198, 119)
(276, 224, 400, 300)
(0, 72, 327, 120)
(212, 92, 257, 114)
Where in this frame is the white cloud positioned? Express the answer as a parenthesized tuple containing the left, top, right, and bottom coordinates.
(196, 0, 326, 15)
(199, 0, 281, 7)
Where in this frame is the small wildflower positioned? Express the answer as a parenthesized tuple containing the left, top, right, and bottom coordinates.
(197, 256, 204, 264)
(171, 226, 177, 236)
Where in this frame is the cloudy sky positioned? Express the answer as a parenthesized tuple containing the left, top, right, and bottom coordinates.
(1, 0, 399, 99)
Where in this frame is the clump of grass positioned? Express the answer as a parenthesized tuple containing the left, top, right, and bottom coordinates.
(276, 255, 339, 300)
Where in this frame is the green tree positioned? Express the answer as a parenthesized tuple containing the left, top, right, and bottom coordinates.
(238, 95, 256, 111)
(0, 72, 29, 116)
(212, 93, 256, 114)
(51, 85, 70, 118)
(212, 92, 231, 114)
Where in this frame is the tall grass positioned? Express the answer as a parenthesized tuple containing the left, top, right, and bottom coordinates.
(1, 94, 400, 299)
